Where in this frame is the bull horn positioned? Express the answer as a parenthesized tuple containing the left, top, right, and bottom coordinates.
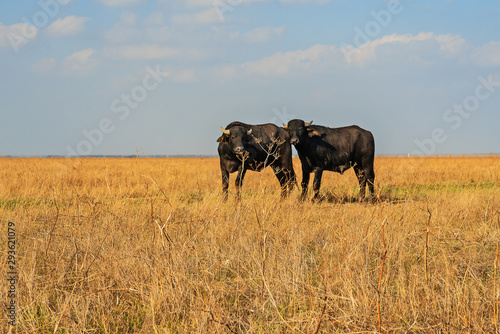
(305, 120, 313, 127)
(220, 126, 230, 135)
(247, 128, 252, 135)
(282, 123, 288, 129)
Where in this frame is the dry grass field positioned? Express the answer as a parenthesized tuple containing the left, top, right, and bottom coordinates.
(1, 156, 499, 333)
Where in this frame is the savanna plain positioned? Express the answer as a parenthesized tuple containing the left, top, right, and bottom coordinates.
(1, 156, 499, 333)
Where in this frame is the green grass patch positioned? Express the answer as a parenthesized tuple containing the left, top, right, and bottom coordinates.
(381, 180, 498, 201)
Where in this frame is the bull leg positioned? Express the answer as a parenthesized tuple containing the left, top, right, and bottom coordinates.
(272, 165, 288, 198)
(300, 168, 311, 201)
(221, 167, 230, 202)
(287, 169, 297, 193)
(277, 144, 296, 194)
(312, 168, 323, 202)
(365, 166, 376, 202)
(235, 166, 247, 200)
(354, 166, 367, 201)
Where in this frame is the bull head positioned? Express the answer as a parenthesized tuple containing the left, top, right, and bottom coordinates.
(217, 126, 230, 143)
(220, 127, 252, 136)
(217, 126, 253, 145)
(303, 121, 320, 137)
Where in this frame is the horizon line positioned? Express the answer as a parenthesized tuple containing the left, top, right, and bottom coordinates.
(1, 153, 499, 159)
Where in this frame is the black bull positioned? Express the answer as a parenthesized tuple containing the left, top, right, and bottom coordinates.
(284, 119, 375, 201)
(217, 122, 297, 200)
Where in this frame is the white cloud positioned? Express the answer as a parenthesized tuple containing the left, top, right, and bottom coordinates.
(364, 32, 435, 48)
(242, 44, 340, 75)
(243, 26, 284, 43)
(171, 8, 221, 24)
(181, 0, 215, 7)
(434, 34, 468, 56)
(144, 12, 164, 25)
(279, 0, 330, 3)
(105, 11, 171, 44)
(96, 0, 145, 6)
(46, 16, 90, 37)
(471, 41, 500, 66)
(32, 58, 57, 74)
(105, 20, 142, 43)
(343, 32, 434, 65)
(241, 32, 474, 76)
(0, 22, 39, 51)
(341, 32, 469, 66)
(61, 49, 99, 76)
(144, 26, 175, 44)
(172, 69, 199, 83)
(157, 67, 199, 83)
(104, 44, 180, 59)
(120, 11, 137, 25)
(177, 0, 266, 8)
(213, 65, 238, 81)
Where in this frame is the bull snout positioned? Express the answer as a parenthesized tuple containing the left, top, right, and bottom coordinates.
(235, 146, 245, 154)
(290, 138, 299, 145)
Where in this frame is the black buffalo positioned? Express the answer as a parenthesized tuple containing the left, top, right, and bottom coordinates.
(284, 119, 375, 201)
(217, 122, 296, 200)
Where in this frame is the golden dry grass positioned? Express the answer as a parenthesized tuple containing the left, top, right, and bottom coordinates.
(1, 156, 499, 333)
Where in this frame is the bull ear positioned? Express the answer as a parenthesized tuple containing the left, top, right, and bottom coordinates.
(305, 120, 313, 127)
(217, 135, 228, 143)
(247, 128, 252, 135)
(307, 130, 321, 137)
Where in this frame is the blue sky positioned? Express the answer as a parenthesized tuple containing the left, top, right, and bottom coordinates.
(1, 0, 499, 156)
